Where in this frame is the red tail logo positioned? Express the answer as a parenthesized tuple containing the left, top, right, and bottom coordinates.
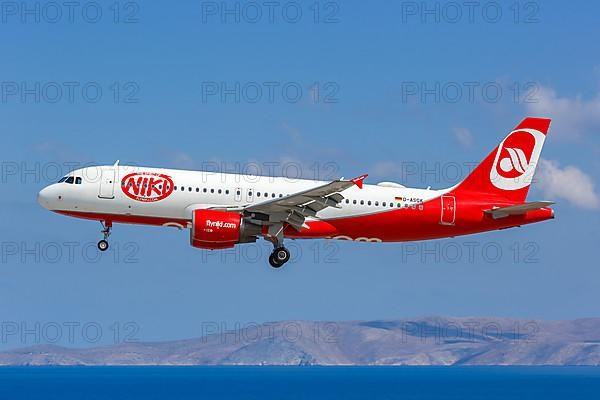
(490, 128, 545, 191)
(495, 130, 536, 179)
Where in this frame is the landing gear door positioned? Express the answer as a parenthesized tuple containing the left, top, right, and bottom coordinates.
(99, 168, 116, 199)
(440, 195, 456, 225)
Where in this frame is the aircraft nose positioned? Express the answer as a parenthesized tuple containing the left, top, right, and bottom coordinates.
(37, 187, 50, 209)
(37, 186, 59, 210)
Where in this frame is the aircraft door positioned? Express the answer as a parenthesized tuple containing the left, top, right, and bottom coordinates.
(440, 195, 456, 225)
(99, 168, 116, 199)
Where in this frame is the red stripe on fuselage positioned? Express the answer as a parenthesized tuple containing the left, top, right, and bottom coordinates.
(54, 210, 190, 228)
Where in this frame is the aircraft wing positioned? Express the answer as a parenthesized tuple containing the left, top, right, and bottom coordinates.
(484, 201, 554, 219)
(241, 174, 368, 230)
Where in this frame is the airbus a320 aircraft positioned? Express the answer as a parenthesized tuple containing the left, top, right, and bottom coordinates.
(38, 118, 554, 268)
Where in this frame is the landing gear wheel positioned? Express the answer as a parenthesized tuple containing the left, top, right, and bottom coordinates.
(269, 247, 290, 268)
(269, 254, 284, 268)
(97, 239, 109, 252)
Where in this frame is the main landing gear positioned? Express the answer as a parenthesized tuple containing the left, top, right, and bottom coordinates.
(97, 221, 112, 252)
(266, 223, 291, 269)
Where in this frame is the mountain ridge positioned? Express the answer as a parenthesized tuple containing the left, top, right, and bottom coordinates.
(1, 317, 599, 366)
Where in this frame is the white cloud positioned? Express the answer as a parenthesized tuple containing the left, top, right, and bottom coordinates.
(453, 127, 474, 149)
(536, 158, 599, 209)
(525, 86, 600, 139)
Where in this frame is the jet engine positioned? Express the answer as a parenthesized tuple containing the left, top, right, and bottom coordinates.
(190, 209, 260, 249)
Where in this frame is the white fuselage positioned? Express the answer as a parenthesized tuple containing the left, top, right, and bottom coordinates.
(38, 165, 446, 229)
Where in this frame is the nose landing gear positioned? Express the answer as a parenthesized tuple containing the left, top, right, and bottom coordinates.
(97, 221, 112, 252)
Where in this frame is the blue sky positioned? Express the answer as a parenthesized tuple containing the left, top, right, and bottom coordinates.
(1, 0, 599, 349)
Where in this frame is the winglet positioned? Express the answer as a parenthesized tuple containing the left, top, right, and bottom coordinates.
(351, 174, 368, 189)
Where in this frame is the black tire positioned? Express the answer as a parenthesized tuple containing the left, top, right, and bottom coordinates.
(97, 240, 109, 252)
(269, 254, 284, 269)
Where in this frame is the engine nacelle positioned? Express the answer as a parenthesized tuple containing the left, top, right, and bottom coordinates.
(190, 209, 259, 250)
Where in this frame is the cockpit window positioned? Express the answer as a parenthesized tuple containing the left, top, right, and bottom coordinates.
(65, 177, 75, 184)
(58, 177, 68, 183)
(75, 177, 82, 184)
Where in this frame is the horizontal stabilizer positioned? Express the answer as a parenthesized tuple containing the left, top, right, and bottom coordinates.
(484, 201, 554, 219)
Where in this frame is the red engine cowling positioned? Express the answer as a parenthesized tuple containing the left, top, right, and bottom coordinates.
(190, 209, 242, 249)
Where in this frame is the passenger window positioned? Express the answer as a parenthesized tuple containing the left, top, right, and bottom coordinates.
(196, 188, 199, 192)
(210, 189, 214, 193)
(188, 187, 192, 192)
(382, 202, 386, 207)
(75, 177, 82, 184)
(367, 201, 372, 206)
(65, 177, 74, 184)
(181, 186, 185, 191)
(375, 201, 379, 206)
(218, 189, 222, 194)
(360, 200, 364, 205)
(271, 193, 275, 198)
(226, 190, 230, 195)
(257, 192, 261, 197)
(353, 200, 357, 204)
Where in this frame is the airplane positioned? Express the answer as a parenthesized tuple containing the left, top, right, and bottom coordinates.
(37, 117, 555, 268)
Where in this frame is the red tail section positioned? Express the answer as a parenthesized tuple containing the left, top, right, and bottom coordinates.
(451, 118, 551, 202)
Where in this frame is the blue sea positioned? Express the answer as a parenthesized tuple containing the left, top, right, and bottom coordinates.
(0, 366, 598, 399)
